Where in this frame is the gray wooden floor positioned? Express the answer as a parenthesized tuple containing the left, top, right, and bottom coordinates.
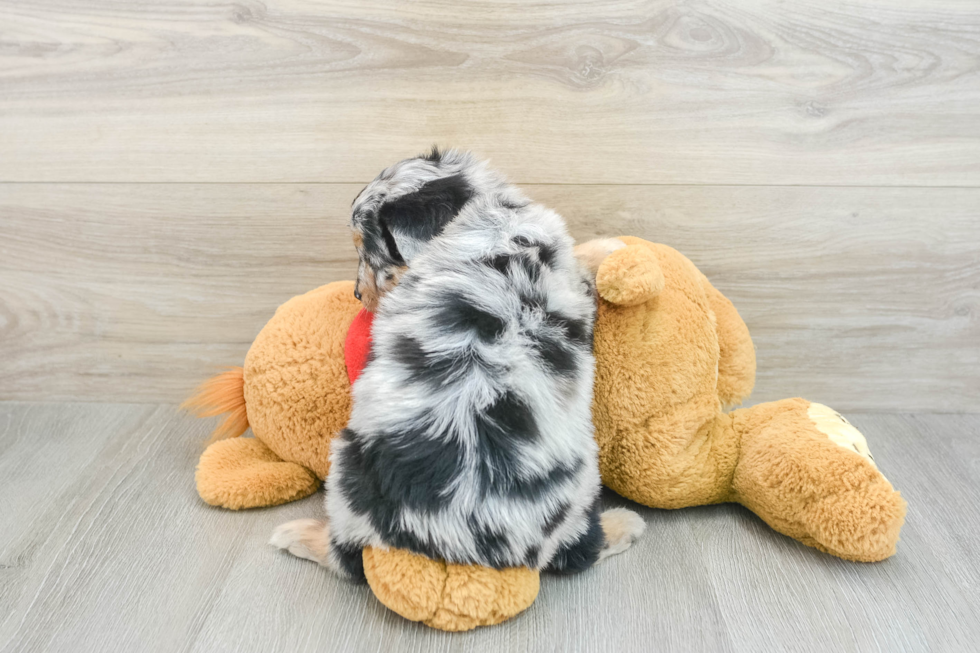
(0, 403, 977, 652)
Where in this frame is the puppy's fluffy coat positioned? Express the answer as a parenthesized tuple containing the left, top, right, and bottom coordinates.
(272, 149, 643, 579)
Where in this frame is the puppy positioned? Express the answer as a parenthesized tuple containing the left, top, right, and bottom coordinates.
(272, 148, 643, 579)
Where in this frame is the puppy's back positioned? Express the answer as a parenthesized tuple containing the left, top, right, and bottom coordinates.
(328, 196, 602, 570)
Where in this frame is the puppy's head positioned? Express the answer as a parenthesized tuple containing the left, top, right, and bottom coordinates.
(349, 147, 480, 311)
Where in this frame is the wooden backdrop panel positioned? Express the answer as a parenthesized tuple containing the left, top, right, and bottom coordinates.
(0, 0, 978, 184)
(1, 183, 976, 410)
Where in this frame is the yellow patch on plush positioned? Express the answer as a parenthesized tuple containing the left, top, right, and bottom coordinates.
(807, 402, 877, 467)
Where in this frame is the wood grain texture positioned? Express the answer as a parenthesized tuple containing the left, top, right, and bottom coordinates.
(2, 183, 977, 410)
(1, 0, 979, 184)
(1, 403, 978, 652)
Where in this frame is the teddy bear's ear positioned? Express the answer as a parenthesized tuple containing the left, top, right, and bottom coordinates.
(596, 244, 665, 306)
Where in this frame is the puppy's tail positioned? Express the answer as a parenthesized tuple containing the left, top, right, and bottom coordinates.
(181, 367, 249, 443)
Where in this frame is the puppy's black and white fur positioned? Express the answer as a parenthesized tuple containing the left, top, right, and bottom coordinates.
(272, 148, 643, 579)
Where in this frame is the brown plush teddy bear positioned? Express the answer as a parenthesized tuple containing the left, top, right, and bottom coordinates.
(185, 236, 905, 631)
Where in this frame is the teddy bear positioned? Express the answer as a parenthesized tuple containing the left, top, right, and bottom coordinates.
(185, 236, 906, 631)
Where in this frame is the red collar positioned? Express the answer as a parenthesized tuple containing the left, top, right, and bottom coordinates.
(344, 308, 374, 385)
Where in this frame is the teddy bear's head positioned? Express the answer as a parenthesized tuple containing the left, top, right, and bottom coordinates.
(591, 236, 727, 421)
(588, 236, 755, 496)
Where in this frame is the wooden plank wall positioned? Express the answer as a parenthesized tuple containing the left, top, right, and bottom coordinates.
(1, 1, 978, 411)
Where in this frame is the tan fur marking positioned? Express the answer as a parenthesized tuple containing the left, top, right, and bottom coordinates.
(358, 264, 408, 312)
(358, 267, 380, 312)
(381, 265, 409, 291)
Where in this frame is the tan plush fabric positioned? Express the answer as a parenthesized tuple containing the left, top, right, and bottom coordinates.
(243, 281, 361, 479)
(730, 398, 905, 561)
(593, 238, 736, 509)
(186, 281, 359, 510)
(188, 236, 906, 631)
(702, 277, 756, 408)
(595, 242, 664, 306)
(196, 437, 319, 510)
(592, 237, 905, 562)
(363, 547, 539, 632)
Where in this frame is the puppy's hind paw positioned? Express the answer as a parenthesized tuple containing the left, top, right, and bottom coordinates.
(270, 518, 331, 566)
(597, 508, 645, 563)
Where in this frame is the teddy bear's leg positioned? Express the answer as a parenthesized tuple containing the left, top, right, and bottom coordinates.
(729, 398, 906, 562)
(196, 437, 319, 510)
(268, 524, 539, 631)
(362, 547, 540, 632)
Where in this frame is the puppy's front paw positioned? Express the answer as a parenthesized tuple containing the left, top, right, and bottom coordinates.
(270, 518, 331, 566)
(597, 508, 646, 562)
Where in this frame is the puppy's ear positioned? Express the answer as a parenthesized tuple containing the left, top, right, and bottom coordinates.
(377, 217, 405, 265)
(378, 174, 473, 262)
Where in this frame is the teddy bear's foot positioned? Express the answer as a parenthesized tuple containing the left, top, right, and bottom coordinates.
(362, 547, 539, 632)
(799, 402, 905, 561)
(196, 437, 319, 509)
(800, 478, 907, 562)
(731, 398, 906, 562)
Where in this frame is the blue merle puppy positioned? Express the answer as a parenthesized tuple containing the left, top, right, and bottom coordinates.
(271, 148, 644, 579)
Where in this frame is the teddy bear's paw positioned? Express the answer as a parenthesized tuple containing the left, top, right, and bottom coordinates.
(362, 547, 540, 632)
(196, 437, 320, 509)
(807, 403, 878, 470)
